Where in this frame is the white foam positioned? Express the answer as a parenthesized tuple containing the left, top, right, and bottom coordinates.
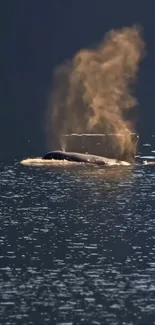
(143, 143, 151, 147)
(143, 161, 155, 165)
(20, 158, 79, 166)
(103, 160, 130, 166)
(141, 156, 155, 159)
(20, 157, 130, 167)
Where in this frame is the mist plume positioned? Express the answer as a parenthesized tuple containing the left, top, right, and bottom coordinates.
(47, 25, 145, 161)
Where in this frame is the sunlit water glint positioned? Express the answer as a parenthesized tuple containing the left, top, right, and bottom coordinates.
(0, 140, 155, 324)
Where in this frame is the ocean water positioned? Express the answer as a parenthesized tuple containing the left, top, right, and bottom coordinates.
(0, 140, 155, 325)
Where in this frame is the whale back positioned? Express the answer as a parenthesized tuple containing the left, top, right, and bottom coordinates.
(42, 150, 128, 165)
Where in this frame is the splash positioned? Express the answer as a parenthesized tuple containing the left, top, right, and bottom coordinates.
(20, 158, 79, 166)
(47, 25, 145, 161)
(20, 157, 130, 167)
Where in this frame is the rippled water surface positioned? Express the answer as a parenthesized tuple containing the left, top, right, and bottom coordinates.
(1, 146, 155, 324)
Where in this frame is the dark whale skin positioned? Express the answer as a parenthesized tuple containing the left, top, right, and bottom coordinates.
(42, 150, 121, 165)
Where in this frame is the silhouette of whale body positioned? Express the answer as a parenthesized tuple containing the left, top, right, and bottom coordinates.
(43, 150, 130, 166)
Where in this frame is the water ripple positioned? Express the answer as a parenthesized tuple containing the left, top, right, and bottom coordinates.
(0, 161, 155, 324)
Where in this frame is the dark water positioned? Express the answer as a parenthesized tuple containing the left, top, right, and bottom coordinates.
(0, 142, 155, 325)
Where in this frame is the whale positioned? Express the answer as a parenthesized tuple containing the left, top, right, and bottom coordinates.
(42, 150, 130, 166)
